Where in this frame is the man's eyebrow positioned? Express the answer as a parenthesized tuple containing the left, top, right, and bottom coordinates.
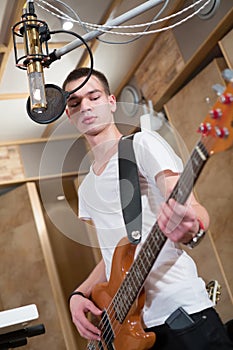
(67, 89, 102, 103)
(67, 95, 77, 102)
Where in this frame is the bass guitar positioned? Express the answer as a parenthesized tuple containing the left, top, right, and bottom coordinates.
(87, 74, 233, 350)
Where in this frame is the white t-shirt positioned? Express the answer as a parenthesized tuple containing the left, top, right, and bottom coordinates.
(78, 130, 213, 327)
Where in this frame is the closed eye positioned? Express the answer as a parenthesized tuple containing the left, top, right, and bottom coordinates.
(67, 89, 103, 108)
(90, 93, 101, 101)
(70, 102, 79, 108)
(67, 99, 80, 108)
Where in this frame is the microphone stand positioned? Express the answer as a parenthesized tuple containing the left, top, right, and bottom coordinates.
(0, 324, 45, 349)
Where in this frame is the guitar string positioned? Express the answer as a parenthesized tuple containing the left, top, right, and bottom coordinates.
(88, 139, 211, 349)
(87, 137, 215, 349)
(87, 227, 166, 347)
(87, 139, 211, 349)
(104, 140, 210, 338)
(111, 141, 209, 314)
(88, 219, 184, 339)
(88, 223, 173, 347)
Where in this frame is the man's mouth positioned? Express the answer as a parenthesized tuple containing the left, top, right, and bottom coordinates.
(82, 116, 97, 124)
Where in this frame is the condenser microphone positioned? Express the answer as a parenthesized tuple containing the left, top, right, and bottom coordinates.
(21, 1, 47, 114)
(26, 84, 68, 124)
(19, 1, 68, 124)
(13, 0, 94, 124)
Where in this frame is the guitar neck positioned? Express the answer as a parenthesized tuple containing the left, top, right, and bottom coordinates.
(168, 140, 209, 204)
(112, 140, 210, 323)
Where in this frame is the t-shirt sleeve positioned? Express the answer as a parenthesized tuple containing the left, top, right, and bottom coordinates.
(78, 186, 91, 220)
(134, 131, 183, 180)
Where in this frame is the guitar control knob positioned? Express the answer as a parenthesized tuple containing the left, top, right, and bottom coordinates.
(220, 93, 233, 104)
(198, 122, 211, 135)
(222, 68, 233, 82)
(209, 108, 222, 119)
(215, 126, 229, 138)
(212, 83, 225, 96)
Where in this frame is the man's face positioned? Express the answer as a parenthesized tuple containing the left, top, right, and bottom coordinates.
(65, 75, 116, 136)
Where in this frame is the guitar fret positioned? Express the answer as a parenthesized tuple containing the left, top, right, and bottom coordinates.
(137, 254, 149, 274)
(171, 142, 209, 205)
(132, 264, 145, 287)
(114, 288, 134, 323)
(146, 245, 154, 259)
(150, 226, 166, 251)
(143, 247, 153, 265)
(114, 230, 166, 321)
(114, 296, 126, 322)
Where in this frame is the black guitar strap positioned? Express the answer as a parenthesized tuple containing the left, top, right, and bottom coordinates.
(118, 134, 142, 245)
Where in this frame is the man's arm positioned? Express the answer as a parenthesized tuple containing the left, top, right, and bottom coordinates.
(73, 258, 106, 298)
(69, 259, 106, 341)
(156, 170, 209, 244)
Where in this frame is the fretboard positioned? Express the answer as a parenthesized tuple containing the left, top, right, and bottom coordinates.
(112, 140, 209, 323)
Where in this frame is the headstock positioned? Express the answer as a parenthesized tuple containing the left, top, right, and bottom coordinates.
(198, 69, 233, 155)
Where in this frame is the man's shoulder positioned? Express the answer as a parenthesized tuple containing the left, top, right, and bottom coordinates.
(133, 130, 166, 148)
(78, 169, 93, 191)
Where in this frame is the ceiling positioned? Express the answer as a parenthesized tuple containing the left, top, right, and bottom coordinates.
(0, 0, 180, 144)
(1, 0, 231, 145)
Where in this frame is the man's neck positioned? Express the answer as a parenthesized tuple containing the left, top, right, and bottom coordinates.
(85, 124, 122, 175)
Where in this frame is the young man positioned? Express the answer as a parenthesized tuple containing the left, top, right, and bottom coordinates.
(63, 68, 232, 349)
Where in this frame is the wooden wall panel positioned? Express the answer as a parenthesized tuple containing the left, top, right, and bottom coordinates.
(0, 145, 24, 183)
(135, 30, 185, 105)
(219, 28, 233, 69)
(0, 184, 74, 349)
(165, 59, 227, 153)
(39, 177, 99, 349)
(164, 59, 233, 322)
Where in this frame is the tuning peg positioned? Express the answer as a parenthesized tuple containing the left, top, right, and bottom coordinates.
(209, 108, 222, 119)
(222, 69, 233, 82)
(215, 126, 229, 138)
(220, 93, 233, 105)
(198, 122, 211, 135)
(212, 84, 225, 96)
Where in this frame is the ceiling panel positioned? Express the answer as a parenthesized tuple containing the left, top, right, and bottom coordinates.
(0, 0, 182, 143)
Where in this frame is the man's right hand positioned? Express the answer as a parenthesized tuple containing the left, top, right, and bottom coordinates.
(70, 294, 102, 341)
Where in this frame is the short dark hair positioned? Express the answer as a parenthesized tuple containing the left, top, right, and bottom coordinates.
(62, 67, 111, 95)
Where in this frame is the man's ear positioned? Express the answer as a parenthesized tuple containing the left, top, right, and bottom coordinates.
(65, 107, 73, 124)
(65, 107, 71, 119)
(109, 94, 117, 112)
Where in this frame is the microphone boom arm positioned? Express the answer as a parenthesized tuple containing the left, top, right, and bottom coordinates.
(48, 0, 164, 63)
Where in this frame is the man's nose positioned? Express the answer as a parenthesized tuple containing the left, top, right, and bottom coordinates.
(80, 97, 92, 112)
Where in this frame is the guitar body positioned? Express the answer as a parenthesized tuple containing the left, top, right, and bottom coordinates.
(91, 237, 156, 350)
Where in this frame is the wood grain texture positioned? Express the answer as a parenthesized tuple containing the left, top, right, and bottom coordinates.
(0, 184, 68, 349)
(0, 145, 24, 183)
(135, 30, 185, 105)
(219, 28, 233, 69)
(164, 59, 233, 322)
